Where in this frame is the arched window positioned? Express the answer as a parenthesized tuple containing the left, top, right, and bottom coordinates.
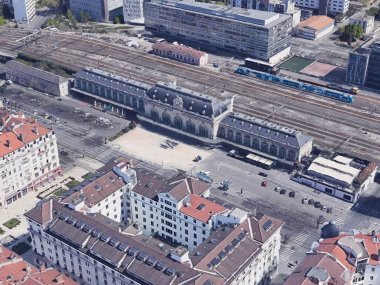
(236, 132, 242, 144)
(150, 109, 159, 121)
(269, 144, 278, 155)
(252, 139, 259, 149)
(186, 120, 196, 133)
(279, 147, 286, 159)
(261, 141, 268, 153)
(174, 116, 183, 129)
(199, 125, 209, 138)
(227, 129, 234, 140)
(288, 150, 296, 161)
(162, 113, 171, 125)
(244, 135, 251, 147)
(218, 126, 225, 138)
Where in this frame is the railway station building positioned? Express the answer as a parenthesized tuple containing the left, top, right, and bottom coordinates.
(71, 67, 313, 163)
(5, 60, 69, 97)
(144, 0, 292, 63)
(218, 112, 313, 162)
(294, 154, 377, 202)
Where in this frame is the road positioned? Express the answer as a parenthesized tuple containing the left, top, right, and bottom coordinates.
(197, 149, 380, 283)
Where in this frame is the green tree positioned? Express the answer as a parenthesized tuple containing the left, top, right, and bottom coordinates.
(340, 24, 363, 44)
(79, 11, 90, 23)
(0, 16, 5, 26)
(66, 9, 78, 28)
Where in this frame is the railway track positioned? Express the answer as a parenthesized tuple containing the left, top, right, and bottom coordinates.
(1, 30, 379, 160)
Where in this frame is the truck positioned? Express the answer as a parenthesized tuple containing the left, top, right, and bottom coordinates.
(227, 149, 245, 160)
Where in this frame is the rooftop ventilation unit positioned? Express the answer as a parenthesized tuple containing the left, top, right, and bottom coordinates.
(145, 256, 157, 266)
(117, 243, 128, 252)
(155, 261, 166, 271)
(137, 252, 149, 262)
(127, 247, 139, 256)
(164, 267, 176, 276)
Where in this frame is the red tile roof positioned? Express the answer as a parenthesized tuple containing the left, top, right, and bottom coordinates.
(0, 245, 78, 285)
(297, 16, 334, 31)
(180, 194, 227, 223)
(153, 42, 207, 60)
(0, 111, 52, 158)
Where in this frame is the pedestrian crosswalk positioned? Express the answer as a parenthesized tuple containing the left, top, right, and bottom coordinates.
(293, 228, 314, 245)
(335, 216, 345, 226)
(367, 222, 380, 233)
(280, 247, 294, 261)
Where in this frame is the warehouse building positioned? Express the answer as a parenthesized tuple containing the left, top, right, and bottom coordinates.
(295, 15, 334, 40)
(72, 67, 312, 163)
(294, 154, 377, 202)
(152, 42, 209, 66)
(5, 60, 69, 97)
(144, 0, 292, 63)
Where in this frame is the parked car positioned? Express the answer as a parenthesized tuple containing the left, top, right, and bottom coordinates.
(258, 172, 268, 177)
(195, 171, 213, 184)
(280, 189, 286, 195)
(289, 191, 296, 198)
(274, 187, 280, 192)
(308, 199, 315, 205)
(193, 155, 202, 162)
(314, 201, 322, 208)
(302, 197, 308, 204)
(261, 180, 268, 187)
(322, 205, 327, 211)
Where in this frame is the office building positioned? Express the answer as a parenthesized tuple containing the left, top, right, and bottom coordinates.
(12, 0, 36, 24)
(294, 154, 377, 202)
(5, 60, 69, 97)
(71, 67, 313, 163)
(349, 12, 375, 34)
(144, 0, 292, 63)
(25, 190, 283, 285)
(152, 42, 209, 66)
(293, 0, 349, 15)
(345, 47, 371, 85)
(295, 15, 334, 40)
(0, 111, 61, 207)
(68, 0, 123, 22)
(122, 0, 144, 23)
(230, 0, 301, 26)
(0, 244, 78, 284)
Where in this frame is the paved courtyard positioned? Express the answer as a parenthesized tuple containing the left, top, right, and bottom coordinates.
(110, 127, 212, 171)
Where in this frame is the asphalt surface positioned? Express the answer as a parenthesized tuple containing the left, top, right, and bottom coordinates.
(196, 150, 380, 283)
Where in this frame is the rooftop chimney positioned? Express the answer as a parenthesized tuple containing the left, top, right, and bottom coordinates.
(25, 264, 32, 273)
(54, 274, 64, 283)
(39, 264, 46, 272)
(5, 140, 10, 147)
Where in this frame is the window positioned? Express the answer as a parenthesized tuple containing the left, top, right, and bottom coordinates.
(236, 132, 242, 144)
(227, 129, 234, 140)
(173, 116, 183, 129)
(150, 109, 159, 121)
(244, 135, 251, 146)
(186, 121, 196, 133)
(162, 113, 171, 125)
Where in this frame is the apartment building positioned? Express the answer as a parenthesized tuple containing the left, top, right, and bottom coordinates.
(5, 60, 69, 97)
(349, 12, 375, 34)
(12, 0, 36, 24)
(294, 0, 349, 15)
(63, 160, 136, 223)
(0, 111, 61, 207)
(144, 0, 292, 63)
(122, 0, 144, 22)
(0, 244, 78, 284)
(25, 196, 283, 285)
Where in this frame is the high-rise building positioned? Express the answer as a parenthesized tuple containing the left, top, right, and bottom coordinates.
(293, 0, 349, 15)
(144, 0, 292, 63)
(0, 111, 61, 207)
(12, 0, 36, 24)
(346, 40, 380, 90)
(366, 41, 380, 90)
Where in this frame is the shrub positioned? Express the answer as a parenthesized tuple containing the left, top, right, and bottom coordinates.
(3, 218, 21, 229)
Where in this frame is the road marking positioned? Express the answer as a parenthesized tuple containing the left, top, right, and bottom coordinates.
(280, 247, 294, 260)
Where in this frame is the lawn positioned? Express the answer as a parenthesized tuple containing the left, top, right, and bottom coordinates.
(66, 179, 80, 189)
(54, 187, 67, 196)
(82, 172, 94, 180)
(3, 218, 21, 229)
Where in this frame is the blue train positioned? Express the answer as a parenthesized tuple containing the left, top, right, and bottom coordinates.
(235, 66, 354, 104)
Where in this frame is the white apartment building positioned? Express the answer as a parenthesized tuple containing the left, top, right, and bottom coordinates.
(12, 0, 36, 24)
(63, 161, 136, 224)
(0, 111, 61, 207)
(294, 0, 349, 15)
(349, 12, 375, 34)
(25, 197, 284, 285)
(122, 0, 144, 23)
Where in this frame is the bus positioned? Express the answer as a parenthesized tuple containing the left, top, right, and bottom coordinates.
(245, 153, 274, 170)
